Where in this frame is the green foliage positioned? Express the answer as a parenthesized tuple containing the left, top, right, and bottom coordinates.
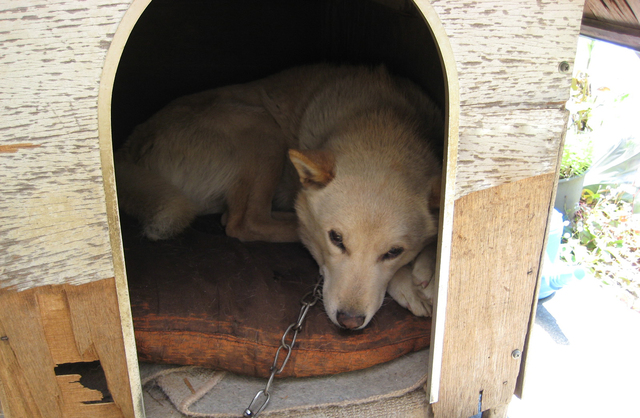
(559, 137, 593, 179)
(568, 71, 594, 133)
(559, 186, 640, 308)
(560, 70, 594, 179)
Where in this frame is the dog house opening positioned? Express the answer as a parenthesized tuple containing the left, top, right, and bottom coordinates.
(104, 0, 456, 409)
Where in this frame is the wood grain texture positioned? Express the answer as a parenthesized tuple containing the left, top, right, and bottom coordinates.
(57, 375, 124, 418)
(430, 0, 585, 198)
(583, 0, 640, 29)
(431, 0, 585, 109)
(0, 0, 130, 291)
(455, 107, 568, 198)
(0, 278, 134, 418)
(432, 173, 556, 417)
(0, 0, 584, 281)
(581, 16, 640, 51)
(482, 403, 510, 418)
(0, 1, 583, 416)
(413, 0, 460, 405)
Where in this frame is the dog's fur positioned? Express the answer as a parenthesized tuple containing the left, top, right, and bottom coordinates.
(115, 64, 442, 329)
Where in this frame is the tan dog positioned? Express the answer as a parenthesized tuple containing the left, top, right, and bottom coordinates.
(115, 64, 442, 329)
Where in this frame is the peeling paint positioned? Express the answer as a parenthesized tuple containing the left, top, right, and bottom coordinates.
(0, 143, 41, 153)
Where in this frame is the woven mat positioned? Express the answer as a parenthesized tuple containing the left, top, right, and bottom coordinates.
(141, 349, 429, 417)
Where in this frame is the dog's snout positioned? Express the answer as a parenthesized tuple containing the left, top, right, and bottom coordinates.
(336, 311, 366, 329)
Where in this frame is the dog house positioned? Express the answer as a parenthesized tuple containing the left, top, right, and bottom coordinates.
(0, 0, 589, 417)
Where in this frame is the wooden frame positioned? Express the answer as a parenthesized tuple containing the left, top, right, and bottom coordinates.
(581, 0, 640, 51)
(0, 1, 587, 417)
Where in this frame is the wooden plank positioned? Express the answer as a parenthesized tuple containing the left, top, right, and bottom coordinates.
(57, 375, 124, 418)
(427, 0, 584, 199)
(432, 173, 556, 418)
(38, 290, 95, 364)
(99, 2, 155, 417)
(64, 280, 135, 417)
(430, 0, 585, 109)
(482, 403, 510, 418)
(0, 313, 46, 418)
(455, 107, 567, 199)
(0, 289, 63, 418)
(0, 278, 135, 418)
(581, 17, 640, 51)
(0, 3, 144, 415)
(583, 0, 640, 29)
(514, 111, 567, 399)
(413, 0, 460, 405)
(0, 0, 131, 292)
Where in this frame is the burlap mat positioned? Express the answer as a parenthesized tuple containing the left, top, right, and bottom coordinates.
(141, 349, 429, 417)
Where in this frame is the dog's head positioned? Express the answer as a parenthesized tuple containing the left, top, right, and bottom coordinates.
(289, 148, 439, 329)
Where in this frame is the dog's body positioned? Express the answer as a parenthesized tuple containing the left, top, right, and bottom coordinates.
(116, 64, 442, 329)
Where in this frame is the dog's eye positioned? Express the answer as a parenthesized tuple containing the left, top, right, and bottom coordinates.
(328, 230, 346, 251)
(382, 247, 404, 261)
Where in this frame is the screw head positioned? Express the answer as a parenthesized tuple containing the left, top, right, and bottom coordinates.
(558, 61, 571, 73)
(511, 349, 522, 359)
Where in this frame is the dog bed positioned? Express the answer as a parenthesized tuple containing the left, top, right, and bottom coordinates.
(123, 214, 431, 378)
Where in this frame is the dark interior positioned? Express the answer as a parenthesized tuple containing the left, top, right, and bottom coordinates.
(111, 0, 445, 148)
(111, 0, 445, 373)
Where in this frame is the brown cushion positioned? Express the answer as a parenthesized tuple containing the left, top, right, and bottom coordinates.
(124, 214, 431, 378)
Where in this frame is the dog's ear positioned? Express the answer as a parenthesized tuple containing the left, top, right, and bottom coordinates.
(288, 149, 336, 189)
(429, 175, 442, 210)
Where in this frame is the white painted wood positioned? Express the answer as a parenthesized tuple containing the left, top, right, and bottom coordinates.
(413, 0, 460, 406)
(431, 0, 585, 109)
(0, 0, 131, 291)
(98, 1, 153, 417)
(1, 1, 144, 417)
(455, 107, 568, 198)
(430, 0, 586, 198)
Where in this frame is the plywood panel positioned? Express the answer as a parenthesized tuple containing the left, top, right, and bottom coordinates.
(432, 173, 556, 417)
(0, 278, 135, 418)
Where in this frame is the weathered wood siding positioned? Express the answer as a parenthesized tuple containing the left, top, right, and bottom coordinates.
(0, 1, 584, 417)
(0, 278, 136, 418)
(423, 1, 585, 415)
(0, 1, 130, 291)
(0, 0, 584, 288)
(0, 3, 144, 417)
(429, 0, 585, 198)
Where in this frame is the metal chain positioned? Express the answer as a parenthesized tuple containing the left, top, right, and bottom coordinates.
(243, 278, 323, 417)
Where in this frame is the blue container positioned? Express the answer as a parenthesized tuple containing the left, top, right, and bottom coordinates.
(539, 263, 586, 299)
(538, 209, 584, 299)
(546, 209, 564, 264)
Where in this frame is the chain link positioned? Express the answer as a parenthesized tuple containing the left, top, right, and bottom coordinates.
(243, 279, 322, 417)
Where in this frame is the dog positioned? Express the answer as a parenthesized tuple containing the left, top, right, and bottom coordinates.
(115, 64, 443, 329)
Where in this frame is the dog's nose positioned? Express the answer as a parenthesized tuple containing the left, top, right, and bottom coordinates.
(337, 311, 366, 329)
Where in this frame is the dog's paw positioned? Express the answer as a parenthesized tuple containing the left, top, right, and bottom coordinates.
(388, 266, 434, 317)
(387, 244, 437, 317)
(143, 198, 198, 240)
